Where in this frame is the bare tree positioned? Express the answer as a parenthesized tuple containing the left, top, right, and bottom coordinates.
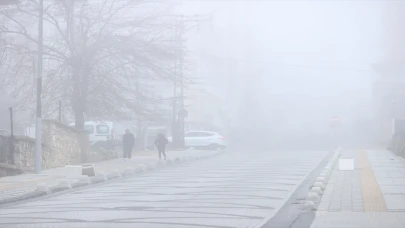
(0, 0, 184, 130)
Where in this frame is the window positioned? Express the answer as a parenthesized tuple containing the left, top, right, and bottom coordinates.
(84, 125, 94, 134)
(198, 132, 215, 137)
(185, 132, 200, 137)
(96, 125, 110, 135)
(185, 132, 214, 137)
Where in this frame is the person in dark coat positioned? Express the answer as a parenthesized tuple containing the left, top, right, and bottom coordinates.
(155, 133, 168, 160)
(122, 129, 135, 160)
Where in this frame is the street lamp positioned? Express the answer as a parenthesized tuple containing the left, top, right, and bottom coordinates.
(1, 0, 43, 173)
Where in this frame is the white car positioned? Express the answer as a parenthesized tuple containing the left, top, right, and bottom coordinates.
(183, 131, 227, 149)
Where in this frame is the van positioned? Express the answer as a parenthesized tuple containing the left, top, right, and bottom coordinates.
(69, 121, 115, 145)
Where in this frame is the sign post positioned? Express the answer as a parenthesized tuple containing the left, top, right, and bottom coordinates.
(329, 116, 342, 148)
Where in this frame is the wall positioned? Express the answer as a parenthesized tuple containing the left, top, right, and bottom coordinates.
(0, 136, 12, 164)
(1, 119, 84, 172)
(374, 2, 405, 147)
(0, 95, 15, 131)
(41, 119, 82, 167)
(372, 80, 405, 146)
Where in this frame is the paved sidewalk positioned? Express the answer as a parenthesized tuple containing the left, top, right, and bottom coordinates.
(311, 149, 405, 228)
(0, 149, 217, 202)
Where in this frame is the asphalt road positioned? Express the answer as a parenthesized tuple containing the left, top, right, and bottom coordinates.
(0, 150, 328, 228)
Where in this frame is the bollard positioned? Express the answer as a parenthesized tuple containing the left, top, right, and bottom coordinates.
(35, 183, 50, 193)
(313, 182, 325, 190)
(316, 176, 326, 183)
(56, 180, 72, 189)
(302, 200, 316, 211)
(310, 186, 323, 195)
(306, 192, 320, 202)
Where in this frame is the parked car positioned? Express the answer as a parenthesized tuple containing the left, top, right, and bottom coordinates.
(168, 131, 226, 150)
(69, 121, 116, 145)
(92, 139, 122, 151)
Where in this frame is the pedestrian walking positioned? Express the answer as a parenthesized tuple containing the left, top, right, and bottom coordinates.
(122, 129, 135, 160)
(155, 133, 168, 160)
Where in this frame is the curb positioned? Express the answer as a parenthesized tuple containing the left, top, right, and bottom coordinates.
(303, 147, 341, 211)
(49, 180, 72, 193)
(0, 149, 226, 205)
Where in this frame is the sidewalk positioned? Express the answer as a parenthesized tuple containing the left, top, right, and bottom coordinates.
(0, 149, 219, 202)
(311, 149, 405, 228)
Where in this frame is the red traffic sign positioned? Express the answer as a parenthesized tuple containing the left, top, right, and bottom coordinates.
(330, 116, 342, 127)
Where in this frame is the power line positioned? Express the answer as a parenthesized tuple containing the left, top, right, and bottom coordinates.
(160, 0, 390, 1)
(199, 54, 373, 72)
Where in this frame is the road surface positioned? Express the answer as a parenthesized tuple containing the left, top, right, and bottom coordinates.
(0, 150, 328, 228)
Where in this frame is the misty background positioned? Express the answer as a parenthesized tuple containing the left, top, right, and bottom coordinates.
(179, 0, 386, 149)
(2, 0, 402, 150)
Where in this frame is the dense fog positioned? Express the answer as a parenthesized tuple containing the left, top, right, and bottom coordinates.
(177, 0, 388, 149)
(1, 0, 402, 150)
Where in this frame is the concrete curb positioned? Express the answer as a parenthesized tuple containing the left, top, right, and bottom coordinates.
(49, 180, 72, 193)
(0, 149, 226, 205)
(90, 173, 108, 184)
(0, 190, 48, 205)
(303, 147, 341, 211)
(72, 177, 91, 188)
(35, 183, 50, 194)
(122, 167, 135, 176)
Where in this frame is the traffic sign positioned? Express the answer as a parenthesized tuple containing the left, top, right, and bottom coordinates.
(330, 116, 342, 127)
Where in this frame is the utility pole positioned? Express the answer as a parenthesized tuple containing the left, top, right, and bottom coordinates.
(171, 14, 212, 149)
(9, 107, 14, 163)
(58, 100, 62, 122)
(35, 0, 44, 174)
(172, 16, 185, 148)
(135, 74, 146, 150)
(241, 1, 256, 147)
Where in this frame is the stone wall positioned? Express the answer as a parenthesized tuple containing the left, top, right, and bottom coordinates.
(41, 119, 82, 168)
(14, 136, 37, 169)
(0, 120, 88, 172)
(0, 136, 12, 164)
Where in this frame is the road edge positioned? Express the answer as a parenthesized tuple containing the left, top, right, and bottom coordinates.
(253, 149, 335, 228)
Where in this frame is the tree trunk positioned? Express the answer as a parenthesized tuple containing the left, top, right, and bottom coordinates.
(71, 57, 89, 131)
(74, 107, 85, 130)
(136, 118, 147, 150)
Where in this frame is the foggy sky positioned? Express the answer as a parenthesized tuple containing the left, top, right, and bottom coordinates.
(179, 0, 385, 134)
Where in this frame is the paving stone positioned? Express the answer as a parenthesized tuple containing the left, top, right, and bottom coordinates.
(0, 150, 220, 203)
(312, 149, 405, 227)
(384, 195, 405, 210)
(392, 178, 405, 185)
(0, 150, 329, 228)
(311, 212, 405, 228)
